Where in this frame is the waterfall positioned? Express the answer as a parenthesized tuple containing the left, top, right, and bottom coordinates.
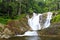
(16, 12, 53, 36)
(24, 12, 52, 36)
(28, 13, 42, 30)
(28, 12, 53, 30)
(44, 12, 53, 28)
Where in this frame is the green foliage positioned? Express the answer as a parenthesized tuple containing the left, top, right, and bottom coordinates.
(0, 0, 59, 15)
(0, 0, 59, 24)
(51, 14, 60, 23)
(51, 9, 60, 23)
(8, 2, 19, 18)
(0, 18, 11, 24)
(17, 14, 26, 19)
(20, 0, 60, 14)
(28, 8, 33, 13)
(57, 10, 60, 14)
(0, 1, 19, 19)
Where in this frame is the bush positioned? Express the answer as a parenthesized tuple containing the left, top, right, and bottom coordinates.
(51, 14, 60, 23)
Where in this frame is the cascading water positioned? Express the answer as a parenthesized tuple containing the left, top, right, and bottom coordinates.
(28, 13, 42, 30)
(44, 12, 52, 28)
(16, 12, 53, 37)
(24, 12, 53, 36)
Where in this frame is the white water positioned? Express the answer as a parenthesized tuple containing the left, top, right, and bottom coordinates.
(28, 13, 42, 30)
(44, 12, 52, 28)
(24, 12, 52, 36)
(16, 12, 53, 36)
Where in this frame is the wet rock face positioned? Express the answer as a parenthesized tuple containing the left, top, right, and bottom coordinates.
(39, 13, 47, 29)
(39, 13, 47, 24)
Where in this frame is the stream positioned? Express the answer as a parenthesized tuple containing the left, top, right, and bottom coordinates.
(0, 36, 60, 40)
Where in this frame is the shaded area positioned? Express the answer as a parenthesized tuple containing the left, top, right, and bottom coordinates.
(0, 36, 60, 40)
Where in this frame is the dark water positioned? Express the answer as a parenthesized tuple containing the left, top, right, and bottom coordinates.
(0, 36, 60, 40)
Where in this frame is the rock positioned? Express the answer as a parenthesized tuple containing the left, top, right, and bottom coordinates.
(0, 23, 5, 35)
(1, 34, 10, 39)
(6, 19, 31, 35)
(0, 23, 4, 29)
(0, 28, 13, 38)
(3, 28, 13, 35)
(38, 22, 60, 35)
